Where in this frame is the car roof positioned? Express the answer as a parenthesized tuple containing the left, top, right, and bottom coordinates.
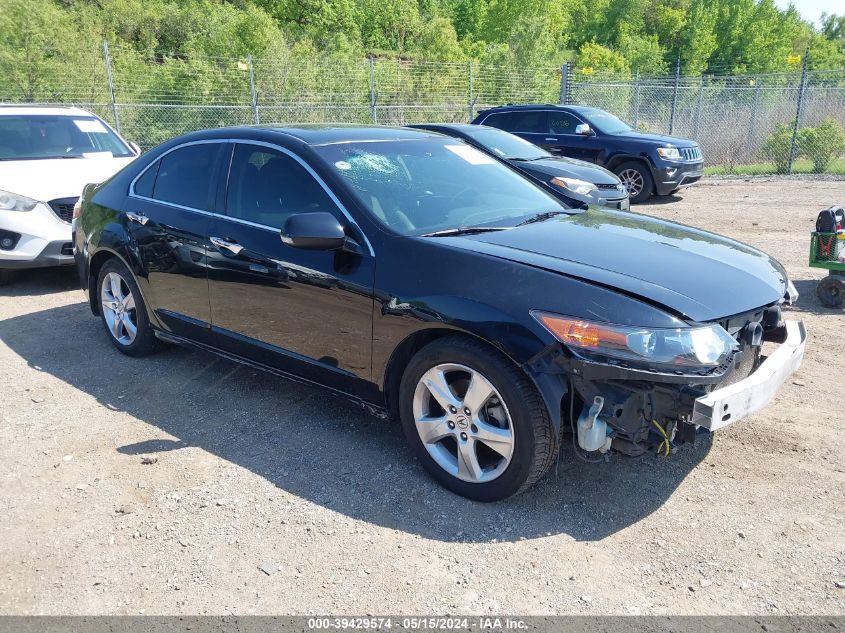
(252, 124, 443, 145)
(409, 123, 477, 132)
(0, 105, 99, 117)
(479, 104, 595, 113)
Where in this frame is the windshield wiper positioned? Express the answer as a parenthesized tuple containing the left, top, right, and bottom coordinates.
(516, 211, 569, 226)
(421, 226, 511, 237)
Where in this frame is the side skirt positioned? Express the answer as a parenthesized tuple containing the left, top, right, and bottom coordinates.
(153, 329, 390, 420)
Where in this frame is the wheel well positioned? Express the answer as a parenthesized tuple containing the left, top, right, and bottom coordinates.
(87, 251, 117, 315)
(607, 155, 653, 175)
(383, 328, 518, 420)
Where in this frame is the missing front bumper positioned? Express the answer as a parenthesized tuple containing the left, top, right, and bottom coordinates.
(692, 320, 806, 431)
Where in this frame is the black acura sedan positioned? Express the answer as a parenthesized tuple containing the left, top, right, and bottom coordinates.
(408, 123, 629, 210)
(74, 125, 806, 501)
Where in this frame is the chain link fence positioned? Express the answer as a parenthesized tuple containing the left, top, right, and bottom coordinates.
(1, 44, 844, 175)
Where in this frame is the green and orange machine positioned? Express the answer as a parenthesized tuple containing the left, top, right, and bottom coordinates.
(810, 206, 845, 308)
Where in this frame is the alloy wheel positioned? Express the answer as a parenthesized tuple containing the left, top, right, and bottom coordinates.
(101, 271, 138, 346)
(618, 168, 644, 198)
(412, 363, 514, 483)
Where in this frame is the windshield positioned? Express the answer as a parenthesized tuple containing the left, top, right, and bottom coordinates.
(0, 115, 134, 160)
(581, 109, 633, 134)
(315, 139, 570, 236)
(460, 127, 550, 160)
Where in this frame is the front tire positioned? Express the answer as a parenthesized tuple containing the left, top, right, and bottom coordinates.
(97, 258, 160, 356)
(614, 160, 654, 203)
(399, 336, 557, 501)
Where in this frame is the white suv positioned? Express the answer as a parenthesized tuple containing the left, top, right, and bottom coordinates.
(0, 106, 139, 284)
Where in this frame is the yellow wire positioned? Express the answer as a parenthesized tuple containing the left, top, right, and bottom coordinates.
(651, 419, 670, 457)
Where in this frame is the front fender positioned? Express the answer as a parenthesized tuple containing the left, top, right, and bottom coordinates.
(375, 294, 569, 432)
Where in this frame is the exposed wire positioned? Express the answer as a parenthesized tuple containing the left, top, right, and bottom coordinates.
(651, 419, 671, 457)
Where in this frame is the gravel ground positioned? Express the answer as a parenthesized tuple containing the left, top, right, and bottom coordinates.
(1, 178, 844, 616)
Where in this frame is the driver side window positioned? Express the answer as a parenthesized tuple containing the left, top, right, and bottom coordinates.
(225, 144, 338, 229)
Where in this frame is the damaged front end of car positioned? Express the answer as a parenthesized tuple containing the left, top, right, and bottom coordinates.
(525, 290, 807, 458)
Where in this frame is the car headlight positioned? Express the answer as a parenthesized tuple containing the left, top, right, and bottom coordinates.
(656, 147, 681, 161)
(550, 177, 597, 196)
(532, 312, 738, 370)
(0, 189, 38, 212)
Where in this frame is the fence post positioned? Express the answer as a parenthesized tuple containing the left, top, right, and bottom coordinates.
(368, 57, 377, 124)
(787, 49, 809, 174)
(248, 54, 260, 125)
(693, 74, 704, 140)
(467, 61, 474, 121)
(746, 78, 762, 162)
(633, 72, 641, 128)
(560, 62, 572, 105)
(102, 40, 121, 133)
(668, 56, 680, 135)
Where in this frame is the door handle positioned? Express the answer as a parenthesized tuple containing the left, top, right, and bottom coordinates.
(126, 212, 149, 226)
(210, 236, 244, 255)
(544, 137, 558, 141)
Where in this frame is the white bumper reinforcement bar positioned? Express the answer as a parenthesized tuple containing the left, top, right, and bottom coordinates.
(692, 320, 807, 431)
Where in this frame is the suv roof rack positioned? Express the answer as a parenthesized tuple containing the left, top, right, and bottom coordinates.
(500, 103, 561, 108)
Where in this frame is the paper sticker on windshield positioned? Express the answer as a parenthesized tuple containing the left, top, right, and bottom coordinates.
(73, 119, 108, 134)
(444, 144, 497, 165)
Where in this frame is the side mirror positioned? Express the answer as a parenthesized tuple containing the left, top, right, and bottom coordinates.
(281, 212, 347, 250)
(575, 123, 592, 136)
(128, 141, 141, 155)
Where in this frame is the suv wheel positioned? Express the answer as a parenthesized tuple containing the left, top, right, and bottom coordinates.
(615, 161, 654, 203)
(97, 258, 160, 356)
(399, 335, 557, 501)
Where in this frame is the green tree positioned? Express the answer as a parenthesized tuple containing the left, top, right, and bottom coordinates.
(412, 17, 464, 61)
(618, 33, 668, 75)
(0, 0, 100, 102)
(678, 0, 717, 74)
(576, 41, 630, 75)
(358, 0, 421, 53)
(820, 13, 844, 48)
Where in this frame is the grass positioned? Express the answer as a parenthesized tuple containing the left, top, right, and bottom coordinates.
(705, 158, 845, 176)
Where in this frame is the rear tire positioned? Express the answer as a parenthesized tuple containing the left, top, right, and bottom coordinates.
(614, 160, 654, 203)
(399, 335, 557, 501)
(97, 258, 160, 356)
(0, 270, 14, 286)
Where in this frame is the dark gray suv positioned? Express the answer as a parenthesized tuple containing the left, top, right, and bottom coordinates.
(473, 104, 704, 203)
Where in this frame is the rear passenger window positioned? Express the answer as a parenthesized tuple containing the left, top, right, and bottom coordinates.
(153, 143, 224, 211)
(481, 113, 508, 130)
(133, 161, 159, 197)
(225, 144, 337, 229)
(484, 111, 547, 134)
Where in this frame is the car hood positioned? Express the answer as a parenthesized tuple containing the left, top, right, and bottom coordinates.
(0, 156, 136, 201)
(615, 130, 698, 147)
(512, 157, 620, 185)
(445, 209, 787, 322)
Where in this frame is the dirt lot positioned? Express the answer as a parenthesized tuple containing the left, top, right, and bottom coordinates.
(1, 178, 844, 616)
